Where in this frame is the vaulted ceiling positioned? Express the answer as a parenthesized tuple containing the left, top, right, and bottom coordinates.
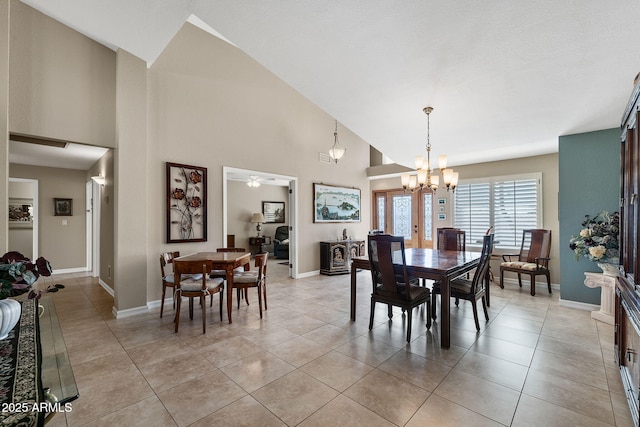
(20, 0, 640, 169)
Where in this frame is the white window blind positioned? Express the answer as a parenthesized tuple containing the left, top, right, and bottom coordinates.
(454, 174, 541, 248)
(453, 182, 491, 245)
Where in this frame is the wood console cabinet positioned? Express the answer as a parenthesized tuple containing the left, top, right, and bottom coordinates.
(320, 240, 365, 275)
(615, 76, 640, 426)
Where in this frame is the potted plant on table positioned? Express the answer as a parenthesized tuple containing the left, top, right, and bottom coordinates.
(569, 211, 620, 276)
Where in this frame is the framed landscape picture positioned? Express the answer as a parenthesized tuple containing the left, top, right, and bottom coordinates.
(166, 162, 207, 243)
(313, 183, 361, 223)
(262, 201, 285, 223)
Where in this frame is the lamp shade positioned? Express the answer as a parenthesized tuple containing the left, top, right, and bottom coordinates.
(251, 213, 265, 223)
(329, 146, 345, 162)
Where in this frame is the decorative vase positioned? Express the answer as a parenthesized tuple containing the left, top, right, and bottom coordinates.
(597, 262, 621, 277)
(0, 299, 21, 340)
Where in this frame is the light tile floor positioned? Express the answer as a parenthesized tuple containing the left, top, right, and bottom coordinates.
(36, 263, 634, 426)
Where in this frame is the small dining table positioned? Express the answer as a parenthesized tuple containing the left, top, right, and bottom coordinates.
(174, 251, 251, 324)
(350, 248, 482, 348)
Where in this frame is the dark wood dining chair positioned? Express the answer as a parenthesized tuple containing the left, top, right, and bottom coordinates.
(174, 264, 224, 333)
(232, 253, 268, 318)
(159, 251, 180, 318)
(437, 227, 466, 251)
(367, 234, 431, 342)
(499, 229, 552, 296)
(431, 232, 494, 330)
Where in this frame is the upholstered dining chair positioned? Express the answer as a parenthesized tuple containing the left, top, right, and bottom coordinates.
(159, 251, 180, 318)
(174, 263, 224, 333)
(232, 253, 268, 318)
(431, 232, 494, 330)
(367, 234, 431, 342)
(499, 229, 552, 296)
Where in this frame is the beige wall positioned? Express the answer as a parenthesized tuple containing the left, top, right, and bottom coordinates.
(227, 181, 288, 252)
(4, 0, 117, 274)
(9, 163, 87, 270)
(146, 22, 372, 299)
(3, 8, 562, 311)
(115, 49, 148, 311)
(8, 0, 116, 148)
(370, 153, 560, 284)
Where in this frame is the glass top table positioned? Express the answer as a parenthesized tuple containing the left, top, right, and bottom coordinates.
(39, 296, 78, 405)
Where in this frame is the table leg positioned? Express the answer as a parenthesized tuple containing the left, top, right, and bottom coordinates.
(441, 277, 450, 348)
(226, 267, 234, 323)
(350, 262, 357, 320)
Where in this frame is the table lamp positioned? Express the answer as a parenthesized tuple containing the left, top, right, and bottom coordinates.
(251, 213, 265, 237)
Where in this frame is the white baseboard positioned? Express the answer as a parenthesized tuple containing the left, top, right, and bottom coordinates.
(52, 267, 89, 274)
(559, 298, 600, 312)
(112, 305, 148, 319)
(98, 279, 114, 297)
(297, 270, 320, 279)
(147, 296, 173, 311)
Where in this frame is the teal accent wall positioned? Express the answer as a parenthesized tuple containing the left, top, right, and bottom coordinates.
(559, 128, 620, 304)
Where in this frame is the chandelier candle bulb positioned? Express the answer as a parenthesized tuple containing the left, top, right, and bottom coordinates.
(438, 155, 447, 170)
(401, 173, 411, 189)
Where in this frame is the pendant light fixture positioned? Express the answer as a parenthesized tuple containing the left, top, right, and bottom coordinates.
(328, 120, 346, 163)
(401, 107, 458, 192)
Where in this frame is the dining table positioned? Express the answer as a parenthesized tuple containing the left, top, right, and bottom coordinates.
(350, 248, 482, 348)
(173, 251, 251, 324)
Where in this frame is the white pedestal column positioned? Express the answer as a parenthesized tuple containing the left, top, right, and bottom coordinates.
(583, 272, 616, 325)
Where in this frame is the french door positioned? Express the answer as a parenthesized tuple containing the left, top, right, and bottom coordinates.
(372, 189, 433, 248)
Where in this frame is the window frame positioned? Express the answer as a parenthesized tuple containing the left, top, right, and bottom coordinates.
(453, 172, 543, 249)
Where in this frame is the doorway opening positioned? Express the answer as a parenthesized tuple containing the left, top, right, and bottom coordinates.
(223, 167, 298, 278)
(8, 178, 38, 259)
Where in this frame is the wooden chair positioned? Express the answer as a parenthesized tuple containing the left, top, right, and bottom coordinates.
(212, 248, 248, 306)
(367, 234, 431, 342)
(499, 229, 552, 296)
(437, 228, 466, 251)
(174, 263, 224, 333)
(431, 233, 494, 330)
(159, 251, 180, 318)
(232, 253, 268, 318)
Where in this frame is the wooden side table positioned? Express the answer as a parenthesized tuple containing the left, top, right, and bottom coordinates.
(249, 236, 271, 254)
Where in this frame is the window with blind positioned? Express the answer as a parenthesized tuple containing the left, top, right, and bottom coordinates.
(453, 173, 541, 248)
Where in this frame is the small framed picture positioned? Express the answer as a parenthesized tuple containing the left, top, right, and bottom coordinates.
(54, 198, 73, 216)
(437, 213, 447, 220)
(437, 198, 446, 205)
(262, 201, 285, 223)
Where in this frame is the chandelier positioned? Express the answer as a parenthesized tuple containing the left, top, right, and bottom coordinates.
(401, 107, 458, 192)
(328, 120, 346, 163)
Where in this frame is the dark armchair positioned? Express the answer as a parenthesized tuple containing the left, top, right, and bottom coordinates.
(273, 225, 289, 259)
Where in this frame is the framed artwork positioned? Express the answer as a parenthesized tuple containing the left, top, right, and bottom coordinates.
(54, 198, 72, 216)
(262, 201, 285, 223)
(313, 183, 361, 223)
(166, 162, 207, 243)
(438, 198, 446, 205)
(9, 198, 33, 228)
(437, 213, 447, 220)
